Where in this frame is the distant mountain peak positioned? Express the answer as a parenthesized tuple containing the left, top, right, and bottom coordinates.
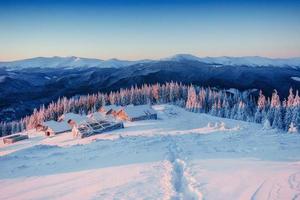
(0, 56, 143, 69)
(163, 54, 300, 68)
(162, 54, 201, 62)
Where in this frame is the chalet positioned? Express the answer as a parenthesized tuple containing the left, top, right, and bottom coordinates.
(99, 105, 122, 116)
(43, 120, 71, 136)
(116, 104, 157, 122)
(58, 113, 89, 128)
(3, 134, 29, 144)
(71, 113, 124, 138)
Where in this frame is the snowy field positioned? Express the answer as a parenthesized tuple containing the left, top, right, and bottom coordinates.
(1, 105, 300, 200)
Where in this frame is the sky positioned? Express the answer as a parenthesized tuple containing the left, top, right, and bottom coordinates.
(0, 0, 300, 61)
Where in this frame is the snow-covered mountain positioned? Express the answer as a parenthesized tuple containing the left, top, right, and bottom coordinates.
(0, 56, 150, 69)
(163, 54, 300, 68)
(1, 54, 300, 69)
(1, 105, 300, 199)
(1, 57, 300, 121)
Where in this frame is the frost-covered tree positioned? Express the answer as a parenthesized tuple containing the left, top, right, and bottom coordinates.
(263, 119, 272, 130)
(0, 82, 299, 135)
(272, 106, 283, 129)
(288, 122, 298, 133)
(292, 106, 300, 130)
(255, 91, 267, 123)
(186, 85, 197, 111)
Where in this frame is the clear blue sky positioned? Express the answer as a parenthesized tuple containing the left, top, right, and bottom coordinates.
(0, 0, 300, 61)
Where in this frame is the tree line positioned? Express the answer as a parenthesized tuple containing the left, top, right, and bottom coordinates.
(0, 82, 299, 136)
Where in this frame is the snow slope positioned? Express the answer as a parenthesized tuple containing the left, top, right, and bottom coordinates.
(1, 105, 300, 200)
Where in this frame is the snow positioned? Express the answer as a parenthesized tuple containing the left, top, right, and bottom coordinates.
(291, 76, 300, 82)
(122, 104, 157, 118)
(1, 104, 300, 200)
(88, 112, 107, 121)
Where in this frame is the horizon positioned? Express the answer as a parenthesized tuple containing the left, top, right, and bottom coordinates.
(1, 53, 300, 63)
(1, 0, 300, 61)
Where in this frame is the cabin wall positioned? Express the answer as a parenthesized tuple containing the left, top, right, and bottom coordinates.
(45, 128, 54, 137)
(99, 107, 106, 113)
(116, 110, 129, 121)
(67, 120, 77, 128)
(117, 111, 157, 122)
(36, 125, 47, 131)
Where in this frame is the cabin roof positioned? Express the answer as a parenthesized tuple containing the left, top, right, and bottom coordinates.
(122, 104, 157, 118)
(102, 105, 122, 112)
(43, 120, 71, 133)
(88, 112, 106, 121)
(60, 113, 89, 124)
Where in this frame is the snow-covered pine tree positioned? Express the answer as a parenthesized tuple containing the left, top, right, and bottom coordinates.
(272, 106, 283, 129)
(292, 106, 300, 131)
(288, 122, 298, 133)
(263, 119, 272, 130)
(186, 85, 197, 112)
(255, 90, 267, 123)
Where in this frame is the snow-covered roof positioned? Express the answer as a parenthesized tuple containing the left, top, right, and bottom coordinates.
(43, 120, 71, 133)
(122, 104, 157, 118)
(59, 113, 89, 124)
(102, 105, 122, 112)
(88, 112, 106, 121)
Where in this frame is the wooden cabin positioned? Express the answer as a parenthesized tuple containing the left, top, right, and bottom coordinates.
(71, 112, 124, 138)
(58, 113, 89, 128)
(78, 121, 124, 138)
(116, 104, 157, 122)
(3, 134, 29, 144)
(99, 105, 122, 116)
(43, 120, 71, 136)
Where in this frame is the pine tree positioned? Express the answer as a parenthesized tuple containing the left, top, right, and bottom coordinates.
(1, 81, 298, 135)
(263, 119, 271, 130)
(186, 85, 197, 111)
(292, 106, 300, 130)
(288, 122, 298, 133)
(272, 106, 283, 129)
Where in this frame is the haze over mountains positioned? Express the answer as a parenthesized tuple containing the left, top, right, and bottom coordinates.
(1, 54, 300, 69)
(1, 54, 300, 122)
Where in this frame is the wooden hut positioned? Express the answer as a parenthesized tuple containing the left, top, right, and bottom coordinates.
(56, 112, 124, 138)
(43, 120, 71, 136)
(3, 134, 29, 144)
(71, 113, 124, 138)
(116, 104, 157, 122)
(78, 121, 124, 138)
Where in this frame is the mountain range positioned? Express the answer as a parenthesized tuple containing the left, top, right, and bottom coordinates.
(1, 54, 300, 69)
(0, 54, 300, 122)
